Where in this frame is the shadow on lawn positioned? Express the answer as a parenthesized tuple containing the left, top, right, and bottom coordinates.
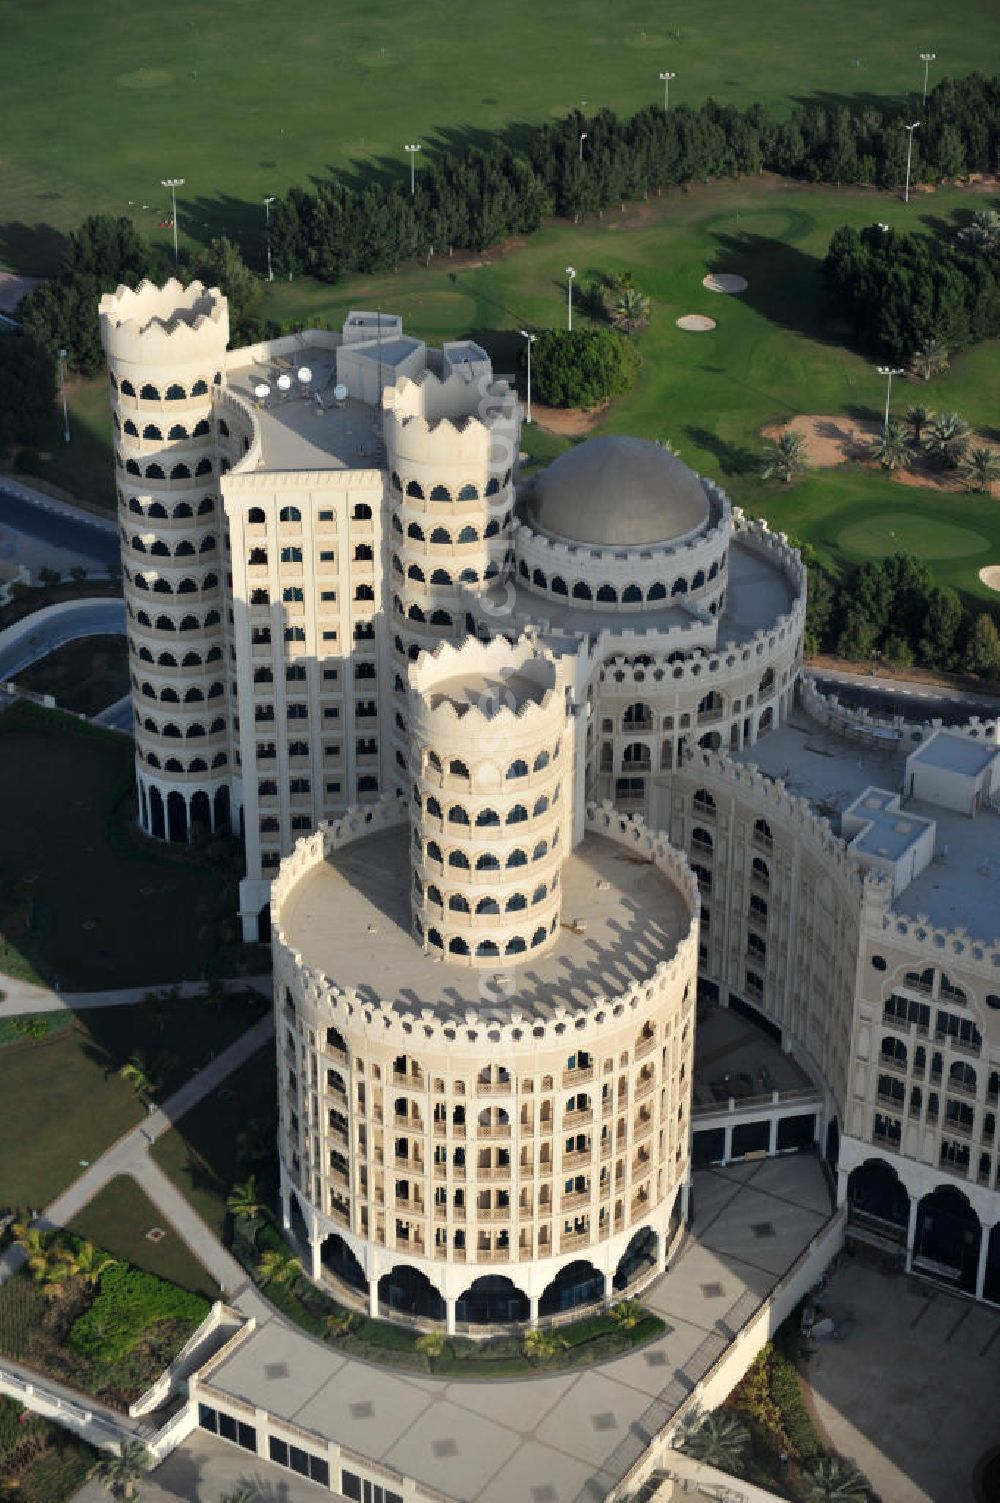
(0, 220, 69, 277)
(707, 230, 833, 343)
(685, 425, 758, 477)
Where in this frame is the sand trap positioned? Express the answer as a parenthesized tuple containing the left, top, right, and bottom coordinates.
(676, 314, 716, 331)
(703, 273, 748, 294)
(980, 566, 1000, 593)
(761, 414, 1000, 496)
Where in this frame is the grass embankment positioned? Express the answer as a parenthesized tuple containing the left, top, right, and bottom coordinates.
(0, 699, 269, 989)
(0, 1395, 96, 1503)
(0, 990, 268, 1210)
(15, 634, 128, 716)
(1, 0, 995, 265)
(0, 1235, 209, 1409)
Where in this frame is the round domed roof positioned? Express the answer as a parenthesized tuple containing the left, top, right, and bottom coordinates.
(526, 436, 709, 548)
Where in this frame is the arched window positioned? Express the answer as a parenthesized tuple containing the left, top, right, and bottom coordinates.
(458, 483, 478, 501)
(596, 583, 617, 603)
(165, 383, 185, 401)
(406, 480, 424, 499)
(430, 484, 450, 501)
(279, 506, 301, 523)
(506, 758, 528, 780)
(448, 850, 470, 870)
(506, 804, 528, 825)
(430, 526, 451, 544)
(140, 383, 159, 401)
(248, 507, 266, 524)
(476, 853, 500, 871)
(572, 581, 592, 600)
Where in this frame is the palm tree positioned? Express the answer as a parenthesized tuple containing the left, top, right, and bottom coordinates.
(416, 1330, 446, 1363)
(219, 1487, 260, 1503)
(118, 1053, 156, 1100)
(70, 1240, 118, 1286)
(904, 404, 934, 445)
(869, 419, 910, 471)
(961, 445, 1000, 493)
(13, 1225, 71, 1290)
(925, 410, 970, 469)
(226, 1176, 263, 1223)
(235, 1121, 275, 1169)
(760, 429, 809, 484)
(523, 1328, 568, 1364)
(609, 1299, 643, 1330)
(909, 336, 950, 381)
(680, 1411, 751, 1477)
(957, 207, 1000, 251)
(90, 1441, 151, 1500)
(256, 1247, 301, 1287)
(610, 285, 651, 334)
(802, 1457, 871, 1503)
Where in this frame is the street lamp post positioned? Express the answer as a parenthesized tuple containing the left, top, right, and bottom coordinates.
(566, 266, 576, 332)
(404, 143, 422, 196)
(904, 121, 920, 204)
(658, 71, 676, 112)
(161, 178, 184, 265)
(579, 132, 588, 162)
(919, 52, 936, 105)
(57, 348, 70, 444)
(264, 195, 276, 282)
(876, 365, 904, 429)
(519, 329, 536, 424)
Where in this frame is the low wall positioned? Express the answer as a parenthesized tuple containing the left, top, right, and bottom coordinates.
(801, 674, 999, 748)
(606, 1206, 847, 1502)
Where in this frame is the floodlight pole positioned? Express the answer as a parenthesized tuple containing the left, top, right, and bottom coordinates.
(904, 122, 920, 204)
(659, 71, 676, 112)
(520, 329, 536, 423)
(919, 52, 936, 105)
(566, 266, 576, 332)
(58, 348, 70, 443)
(161, 178, 184, 264)
(264, 195, 276, 282)
(404, 143, 422, 196)
(876, 365, 904, 429)
(579, 132, 588, 162)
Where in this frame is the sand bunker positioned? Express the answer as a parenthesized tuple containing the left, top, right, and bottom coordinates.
(676, 314, 716, 331)
(980, 566, 1000, 593)
(703, 273, 748, 294)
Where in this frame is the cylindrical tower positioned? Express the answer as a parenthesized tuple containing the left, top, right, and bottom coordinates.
(99, 279, 232, 843)
(407, 636, 571, 965)
(382, 370, 520, 791)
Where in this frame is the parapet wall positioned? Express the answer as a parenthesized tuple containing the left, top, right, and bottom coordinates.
(800, 675, 1000, 750)
(271, 796, 700, 1053)
(99, 279, 229, 368)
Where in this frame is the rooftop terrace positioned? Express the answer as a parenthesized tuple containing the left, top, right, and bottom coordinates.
(735, 709, 1000, 944)
(279, 826, 691, 1022)
(226, 341, 385, 474)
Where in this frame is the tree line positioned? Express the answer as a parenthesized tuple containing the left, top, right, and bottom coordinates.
(269, 72, 1000, 281)
(805, 552, 1000, 681)
(822, 212, 1000, 364)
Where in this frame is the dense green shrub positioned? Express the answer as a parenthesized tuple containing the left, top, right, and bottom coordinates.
(529, 327, 641, 409)
(67, 1264, 209, 1366)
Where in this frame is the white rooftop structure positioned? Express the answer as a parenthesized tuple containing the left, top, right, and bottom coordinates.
(905, 727, 1000, 815)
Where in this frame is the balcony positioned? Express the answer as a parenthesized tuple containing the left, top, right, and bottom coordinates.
(635, 1033, 656, 1060)
(562, 1064, 595, 1088)
(477, 1123, 512, 1139)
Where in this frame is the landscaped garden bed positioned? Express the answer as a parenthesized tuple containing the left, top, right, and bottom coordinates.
(0, 1228, 210, 1410)
(0, 1394, 96, 1503)
(679, 1313, 878, 1501)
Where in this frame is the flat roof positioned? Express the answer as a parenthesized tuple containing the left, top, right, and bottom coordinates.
(279, 826, 691, 1023)
(909, 730, 1000, 778)
(227, 341, 385, 473)
(471, 539, 796, 646)
(349, 335, 424, 369)
(734, 712, 1000, 944)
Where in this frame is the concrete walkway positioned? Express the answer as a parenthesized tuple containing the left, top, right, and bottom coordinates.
(0, 974, 272, 1018)
(0, 1013, 275, 1296)
(0, 1353, 154, 1449)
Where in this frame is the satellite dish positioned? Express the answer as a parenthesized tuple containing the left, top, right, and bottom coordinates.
(333, 383, 348, 402)
(253, 382, 271, 400)
(296, 366, 312, 386)
(276, 373, 292, 392)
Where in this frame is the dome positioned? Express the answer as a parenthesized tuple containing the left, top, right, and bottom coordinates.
(526, 436, 710, 548)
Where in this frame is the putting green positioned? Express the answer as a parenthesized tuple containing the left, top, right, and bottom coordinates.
(838, 513, 992, 562)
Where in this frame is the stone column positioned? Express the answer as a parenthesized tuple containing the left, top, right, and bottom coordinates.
(768, 1117, 779, 1156)
(445, 1296, 457, 1335)
(836, 1167, 848, 1208)
(976, 1226, 991, 1302)
(602, 1270, 614, 1308)
(721, 1123, 732, 1167)
(905, 1196, 919, 1273)
(368, 1247, 381, 1318)
(529, 1293, 539, 1328)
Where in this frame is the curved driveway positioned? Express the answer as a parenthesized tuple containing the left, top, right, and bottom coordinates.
(0, 596, 125, 682)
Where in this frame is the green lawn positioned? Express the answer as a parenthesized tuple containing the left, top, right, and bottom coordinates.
(67, 1176, 217, 1300)
(0, 700, 267, 989)
(15, 635, 128, 716)
(0, 992, 268, 1210)
(1, 0, 997, 271)
(151, 1045, 278, 1240)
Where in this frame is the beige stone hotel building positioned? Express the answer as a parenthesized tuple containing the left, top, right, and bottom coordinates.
(100, 280, 1000, 1326)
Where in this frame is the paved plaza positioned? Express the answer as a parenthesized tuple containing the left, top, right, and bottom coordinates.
(202, 1155, 833, 1503)
(804, 1260, 1000, 1503)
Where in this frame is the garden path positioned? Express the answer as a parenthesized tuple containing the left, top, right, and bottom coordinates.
(0, 975, 271, 1018)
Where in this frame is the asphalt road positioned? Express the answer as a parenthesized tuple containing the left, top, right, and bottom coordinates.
(0, 483, 118, 568)
(0, 597, 125, 681)
(810, 672, 1000, 726)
